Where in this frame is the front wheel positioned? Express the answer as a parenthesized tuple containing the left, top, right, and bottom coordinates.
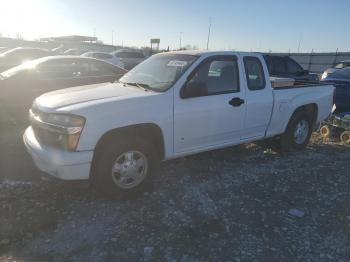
(280, 110, 313, 151)
(92, 136, 159, 197)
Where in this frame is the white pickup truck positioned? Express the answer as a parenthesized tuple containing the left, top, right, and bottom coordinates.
(24, 51, 335, 196)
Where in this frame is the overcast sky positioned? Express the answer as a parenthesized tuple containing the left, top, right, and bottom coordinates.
(0, 0, 349, 52)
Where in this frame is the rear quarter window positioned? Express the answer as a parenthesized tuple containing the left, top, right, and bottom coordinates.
(268, 56, 287, 74)
(243, 57, 266, 91)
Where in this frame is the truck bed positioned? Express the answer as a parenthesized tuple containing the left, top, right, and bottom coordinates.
(273, 80, 329, 90)
(266, 82, 335, 138)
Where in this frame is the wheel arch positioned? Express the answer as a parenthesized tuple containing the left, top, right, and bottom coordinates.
(94, 123, 165, 158)
(90, 123, 165, 179)
(285, 103, 318, 133)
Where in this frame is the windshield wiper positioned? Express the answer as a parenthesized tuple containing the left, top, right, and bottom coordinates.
(120, 81, 150, 91)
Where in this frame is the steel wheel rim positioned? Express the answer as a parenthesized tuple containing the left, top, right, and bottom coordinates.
(111, 150, 148, 189)
(294, 119, 309, 144)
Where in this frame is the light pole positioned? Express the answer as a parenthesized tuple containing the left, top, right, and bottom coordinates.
(206, 17, 212, 50)
(179, 32, 182, 50)
(297, 33, 302, 53)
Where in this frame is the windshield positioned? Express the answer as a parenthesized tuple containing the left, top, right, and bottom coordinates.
(119, 53, 198, 91)
(0, 48, 17, 57)
(334, 62, 350, 69)
(0, 59, 44, 78)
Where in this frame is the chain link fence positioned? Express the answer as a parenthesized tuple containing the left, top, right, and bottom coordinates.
(271, 51, 350, 73)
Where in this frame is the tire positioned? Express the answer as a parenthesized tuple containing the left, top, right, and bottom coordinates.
(340, 131, 350, 144)
(92, 136, 159, 197)
(280, 110, 313, 151)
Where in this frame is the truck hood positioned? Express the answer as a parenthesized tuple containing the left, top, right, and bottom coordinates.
(35, 82, 151, 109)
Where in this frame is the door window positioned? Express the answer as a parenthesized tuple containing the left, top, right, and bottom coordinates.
(114, 52, 127, 58)
(93, 53, 113, 59)
(243, 57, 266, 90)
(115, 51, 144, 59)
(185, 57, 239, 97)
(38, 60, 76, 79)
(128, 52, 145, 59)
(84, 61, 115, 77)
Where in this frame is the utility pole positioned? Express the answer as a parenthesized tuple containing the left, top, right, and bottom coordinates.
(206, 17, 212, 50)
(297, 33, 302, 53)
(112, 30, 114, 45)
(179, 32, 182, 50)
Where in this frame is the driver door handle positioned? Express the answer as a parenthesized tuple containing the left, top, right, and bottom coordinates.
(229, 97, 245, 107)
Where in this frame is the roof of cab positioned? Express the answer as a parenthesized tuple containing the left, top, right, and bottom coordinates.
(157, 50, 259, 57)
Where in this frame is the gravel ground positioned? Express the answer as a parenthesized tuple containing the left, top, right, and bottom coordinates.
(0, 134, 349, 262)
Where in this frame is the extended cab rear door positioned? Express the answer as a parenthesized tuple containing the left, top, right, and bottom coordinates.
(174, 55, 246, 154)
(241, 55, 273, 139)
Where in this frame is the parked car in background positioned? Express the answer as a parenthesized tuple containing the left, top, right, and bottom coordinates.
(0, 56, 127, 122)
(0, 47, 58, 72)
(321, 67, 350, 112)
(321, 60, 350, 80)
(110, 49, 146, 70)
(0, 47, 10, 54)
(63, 48, 87, 56)
(81, 51, 125, 68)
(24, 51, 334, 196)
(0, 55, 125, 180)
(263, 54, 319, 82)
(51, 45, 67, 53)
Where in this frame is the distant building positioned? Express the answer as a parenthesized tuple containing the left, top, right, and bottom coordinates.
(40, 35, 98, 43)
(39, 35, 118, 53)
(0, 35, 120, 53)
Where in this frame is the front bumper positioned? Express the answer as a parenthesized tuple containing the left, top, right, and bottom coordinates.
(23, 127, 93, 180)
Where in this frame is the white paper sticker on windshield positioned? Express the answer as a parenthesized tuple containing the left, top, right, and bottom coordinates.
(167, 60, 188, 67)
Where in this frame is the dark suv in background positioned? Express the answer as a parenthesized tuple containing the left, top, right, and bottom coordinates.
(264, 54, 319, 82)
(111, 49, 146, 70)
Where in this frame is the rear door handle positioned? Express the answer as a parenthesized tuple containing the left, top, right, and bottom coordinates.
(229, 97, 245, 107)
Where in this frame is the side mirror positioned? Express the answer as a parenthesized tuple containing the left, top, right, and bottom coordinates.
(180, 81, 208, 98)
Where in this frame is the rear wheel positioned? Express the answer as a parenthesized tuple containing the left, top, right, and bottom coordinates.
(280, 110, 313, 151)
(92, 136, 159, 197)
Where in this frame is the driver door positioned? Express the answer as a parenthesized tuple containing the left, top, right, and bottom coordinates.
(174, 55, 246, 154)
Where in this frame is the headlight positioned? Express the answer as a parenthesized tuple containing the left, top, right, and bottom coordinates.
(30, 111, 85, 151)
(45, 114, 85, 134)
(321, 72, 328, 80)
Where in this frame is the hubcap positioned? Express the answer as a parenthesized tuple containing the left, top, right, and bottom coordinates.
(294, 119, 309, 145)
(111, 150, 148, 189)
